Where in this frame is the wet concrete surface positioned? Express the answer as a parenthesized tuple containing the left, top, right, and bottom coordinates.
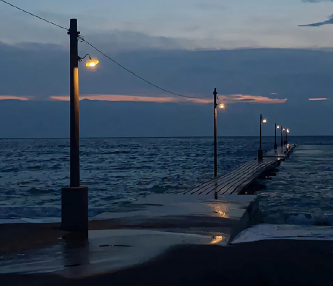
(1, 240, 333, 286)
(0, 194, 258, 278)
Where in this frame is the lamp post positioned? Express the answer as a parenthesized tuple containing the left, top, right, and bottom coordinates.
(258, 114, 267, 161)
(280, 126, 283, 150)
(286, 128, 290, 145)
(282, 128, 286, 151)
(274, 123, 280, 150)
(213, 88, 217, 178)
(61, 19, 99, 232)
(213, 88, 225, 178)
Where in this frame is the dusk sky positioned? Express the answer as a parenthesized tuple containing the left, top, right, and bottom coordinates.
(1, 0, 333, 136)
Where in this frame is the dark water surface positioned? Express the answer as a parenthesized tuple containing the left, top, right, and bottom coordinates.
(0, 136, 332, 225)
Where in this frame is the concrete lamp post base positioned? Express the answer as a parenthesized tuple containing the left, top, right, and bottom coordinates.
(258, 149, 264, 161)
(61, 187, 88, 232)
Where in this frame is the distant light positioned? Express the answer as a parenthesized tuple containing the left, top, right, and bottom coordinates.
(86, 59, 99, 67)
(219, 104, 225, 109)
(276, 125, 280, 129)
(283, 128, 285, 131)
(287, 129, 290, 133)
(262, 118, 267, 123)
(308, 98, 327, 101)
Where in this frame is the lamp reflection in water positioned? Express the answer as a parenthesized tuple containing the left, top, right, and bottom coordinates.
(210, 236, 223, 245)
(210, 204, 229, 218)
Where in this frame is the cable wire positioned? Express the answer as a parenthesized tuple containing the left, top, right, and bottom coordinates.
(80, 37, 198, 99)
(0, 0, 68, 30)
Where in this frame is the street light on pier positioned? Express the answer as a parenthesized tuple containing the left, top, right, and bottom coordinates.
(258, 114, 267, 161)
(62, 19, 99, 233)
(286, 128, 290, 145)
(274, 124, 280, 150)
(282, 128, 286, 150)
(213, 88, 225, 178)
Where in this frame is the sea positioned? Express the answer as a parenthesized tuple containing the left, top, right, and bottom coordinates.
(0, 136, 332, 226)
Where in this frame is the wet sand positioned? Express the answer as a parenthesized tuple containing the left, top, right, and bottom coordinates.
(1, 239, 333, 286)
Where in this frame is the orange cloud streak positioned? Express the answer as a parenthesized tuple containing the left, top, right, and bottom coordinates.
(50, 95, 212, 104)
(0, 96, 29, 101)
(50, 94, 287, 104)
(219, 94, 287, 104)
(308, 98, 328, 101)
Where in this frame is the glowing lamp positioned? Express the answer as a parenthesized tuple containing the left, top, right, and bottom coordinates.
(219, 104, 225, 109)
(287, 129, 290, 133)
(86, 59, 99, 67)
(277, 125, 280, 129)
(262, 119, 267, 123)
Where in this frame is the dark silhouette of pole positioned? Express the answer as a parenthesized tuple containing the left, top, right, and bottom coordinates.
(61, 19, 88, 233)
(69, 18, 80, 187)
(213, 88, 218, 178)
(258, 114, 263, 161)
(274, 123, 277, 150)
(259, 114, 262, 150)
(286, 131, 288, 145)
(281, 126, 283, 151)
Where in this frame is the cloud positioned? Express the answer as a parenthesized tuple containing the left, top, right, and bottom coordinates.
(50, 95, 212, 104)
(50, 94, 286, 104)
(219, 94, 287, 104)
(299, 14, 333, 27)
(302, 0, 333, 2)
(0, 95, 30, 101)
(308, 97, 328, 100)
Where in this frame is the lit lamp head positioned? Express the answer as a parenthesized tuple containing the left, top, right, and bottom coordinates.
(282, 128, 286, 131)
(262, 118, 267, 123)
(79, 54, 99, 68)
(287, 129, 290, 133)
(219, 104, 225, 109)
(276, 125, 280, 129)
(86, 58, 99, 67)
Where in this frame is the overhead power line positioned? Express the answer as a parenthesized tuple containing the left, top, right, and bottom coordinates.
(0, 0, 68, 30)
(79, 37, 197, 99)
(1, 0, 199, 99)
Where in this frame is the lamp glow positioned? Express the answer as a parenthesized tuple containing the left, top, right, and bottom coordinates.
(287, 129, 290, 133)
(262, 119, 267, 123)
(219, 104, 225, 109)
(86, 59, 99, 67)
(277, 125, 280, 129)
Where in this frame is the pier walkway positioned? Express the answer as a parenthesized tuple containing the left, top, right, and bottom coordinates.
(185, 144, 295, 196)
(185, 158, 279, 196)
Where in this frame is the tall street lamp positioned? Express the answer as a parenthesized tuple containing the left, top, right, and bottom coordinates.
(258, 114, 267, 161)
(286, 128, 290, 145)
(213, 88, 225, 178)
(282, 128, 286, 151)
(274, 123, 280, 150)
(62, 19, 99, 233)
(281, 126, 284, 150)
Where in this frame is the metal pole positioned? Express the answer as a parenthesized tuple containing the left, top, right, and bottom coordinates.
(258, 114, 263, 161)
(61, 19, 88, 233)
(286, 131, 288, 145)
(69, 19, 80, 187)
(281, 126, 283, 150)
(213, 88, 217, 178)
(274, 123, 277, 150)
(259, 114, 262, 150)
